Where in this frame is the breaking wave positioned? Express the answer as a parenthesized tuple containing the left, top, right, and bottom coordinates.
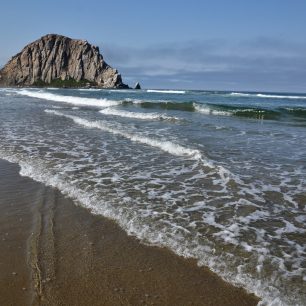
(17, 89, 121, 107)
(230, 92, 306, 100)
(45, 110, 202, 160)
(147, 89, 186, 94)
(193, 104, 232, 116)
(11, 89, 306, 121)
(135, 101, 306, 120)
(99, 107, 179, 121)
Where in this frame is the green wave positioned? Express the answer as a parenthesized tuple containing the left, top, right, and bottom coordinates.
(122, 99, 306, 121)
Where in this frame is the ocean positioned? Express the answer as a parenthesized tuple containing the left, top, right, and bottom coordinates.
(0, 87, 305, 305)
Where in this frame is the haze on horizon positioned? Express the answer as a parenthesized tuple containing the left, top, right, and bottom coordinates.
(1, 0, 305, 93)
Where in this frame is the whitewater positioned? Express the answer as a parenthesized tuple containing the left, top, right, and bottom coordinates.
(0, 87, 305, 306)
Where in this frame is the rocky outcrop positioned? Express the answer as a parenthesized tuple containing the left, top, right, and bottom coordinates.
(0, 34, 128, 88)
(134, 82, 141, 90)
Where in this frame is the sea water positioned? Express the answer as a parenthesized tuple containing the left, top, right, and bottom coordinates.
(0, 88, 305, 305)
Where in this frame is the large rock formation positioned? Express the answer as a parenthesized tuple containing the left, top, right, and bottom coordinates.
(0, 34, 128, 88)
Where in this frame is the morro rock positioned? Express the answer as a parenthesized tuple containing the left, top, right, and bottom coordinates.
(0, 34, 128, 88)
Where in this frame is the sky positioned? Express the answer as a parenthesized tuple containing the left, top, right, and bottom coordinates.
(0, 0, 306, 92)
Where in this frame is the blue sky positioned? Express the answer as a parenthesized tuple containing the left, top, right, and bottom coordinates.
(1, 0, 306, 92)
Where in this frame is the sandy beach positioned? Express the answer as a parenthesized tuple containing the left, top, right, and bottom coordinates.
(0, 159, 259, 305)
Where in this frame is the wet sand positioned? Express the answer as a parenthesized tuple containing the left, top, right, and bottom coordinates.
(0, 159, 259, 306)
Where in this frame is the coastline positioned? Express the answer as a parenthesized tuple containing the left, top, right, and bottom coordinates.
(0, 158, 259, 305)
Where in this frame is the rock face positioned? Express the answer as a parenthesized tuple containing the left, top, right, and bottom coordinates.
(134, 82, 141, 90)
(0, 34, 128, 88)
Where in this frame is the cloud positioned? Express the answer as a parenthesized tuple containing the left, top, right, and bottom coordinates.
(99, 38, 306, 92)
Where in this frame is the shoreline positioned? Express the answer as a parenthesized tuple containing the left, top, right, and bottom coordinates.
(0, 158, 259, 305)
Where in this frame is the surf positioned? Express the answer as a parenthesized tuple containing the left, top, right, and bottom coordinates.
(16, 89, 121, 107)
(99, 107, 179, 121)
(230, 92, 306, 100)
(45, 109, 202, 160)
(147, 89, 186, 94)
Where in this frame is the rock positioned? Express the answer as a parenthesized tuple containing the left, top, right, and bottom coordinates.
(0, 34, 129, 88)
(134, 82, 141, 89)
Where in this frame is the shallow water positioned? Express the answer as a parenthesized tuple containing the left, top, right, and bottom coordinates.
(0, 88, 305, 305)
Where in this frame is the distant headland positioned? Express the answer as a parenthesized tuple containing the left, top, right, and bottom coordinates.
(0, 34, 132, 89)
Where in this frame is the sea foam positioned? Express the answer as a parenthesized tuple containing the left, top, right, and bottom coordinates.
(147, 89, 186, 94)
(45, 110, 202, 160)
(230, 92, 306, 100)
(99, 107, 179, 121)
(193, 103, 232, 116)
(45, 109, 234, 184)
(0, 150, 297, 306)
(17, 89, 121, 107)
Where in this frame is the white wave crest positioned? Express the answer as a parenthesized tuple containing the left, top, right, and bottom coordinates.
(108, 89, 140, 93)
(256, 93, 306, 99)
(194, 104, 232, 116)
(147, 89, 186, 94)
(230, 92, 306, 100)
(124, 98, 173, 104)
(230, 92, 252, 97)
(77, 88, 104, 92)
(99, 107, 179, 121)
(17, 89, 121, 107)
(45, 110, 202, 160)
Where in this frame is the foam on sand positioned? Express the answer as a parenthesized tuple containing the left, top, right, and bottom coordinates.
(0, 150, 293, 306)
(17, 89, 121, 107)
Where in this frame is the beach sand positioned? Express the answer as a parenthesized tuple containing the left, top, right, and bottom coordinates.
(0, 159, 259, 306)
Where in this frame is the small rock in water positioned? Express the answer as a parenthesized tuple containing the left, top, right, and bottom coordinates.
(134, 82, 141, 90)
(12, 272, 17, 276)
(22, 287, 27, 291)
